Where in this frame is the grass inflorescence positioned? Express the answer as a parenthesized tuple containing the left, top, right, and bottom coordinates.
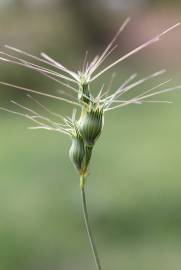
(0, 18, 180, 270)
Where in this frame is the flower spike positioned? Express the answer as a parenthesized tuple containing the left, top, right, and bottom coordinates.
(0, 19, 180, 270)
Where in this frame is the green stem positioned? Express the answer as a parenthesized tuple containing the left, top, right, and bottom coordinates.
(80, 179, 102, 270)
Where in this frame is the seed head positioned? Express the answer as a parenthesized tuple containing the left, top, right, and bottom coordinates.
(0, 20, 180, 182)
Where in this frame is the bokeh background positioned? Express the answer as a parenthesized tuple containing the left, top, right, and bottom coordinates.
(0, 1, 181, 270)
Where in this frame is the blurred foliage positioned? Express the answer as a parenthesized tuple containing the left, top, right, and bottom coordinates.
(149, 0, 181, 6)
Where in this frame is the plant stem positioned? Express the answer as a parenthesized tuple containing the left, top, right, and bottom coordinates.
(80, 177, 102, 270)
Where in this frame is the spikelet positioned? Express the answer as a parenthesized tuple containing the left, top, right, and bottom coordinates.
(69, 128, 85, 173)
(78, 105, 103, 147)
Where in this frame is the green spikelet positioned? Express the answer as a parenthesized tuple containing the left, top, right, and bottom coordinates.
(78, 106, 104, 146)
(69, 130, 85, 173)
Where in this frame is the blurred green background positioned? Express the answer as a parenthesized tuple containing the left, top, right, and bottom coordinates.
(0, 1, 181, 270)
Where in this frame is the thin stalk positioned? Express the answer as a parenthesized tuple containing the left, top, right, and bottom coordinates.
(80, 177, 102, 270)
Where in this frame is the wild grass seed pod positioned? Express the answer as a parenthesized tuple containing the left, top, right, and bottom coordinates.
(78, 105, 104, 146)
(69, 129, 85, 173)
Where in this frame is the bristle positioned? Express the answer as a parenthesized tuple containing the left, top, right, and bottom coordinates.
(91, 23, 180, 82)
(106, 85, 181, 111)
(87, 18, 130, 76)
(0, 81, 81, 107)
